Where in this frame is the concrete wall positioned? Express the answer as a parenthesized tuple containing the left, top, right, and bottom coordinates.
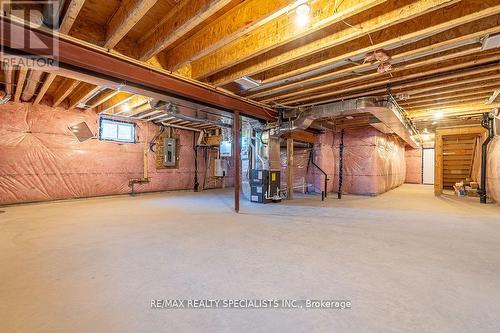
(0, 102, 232, 205)
(405, 148, 422, 184)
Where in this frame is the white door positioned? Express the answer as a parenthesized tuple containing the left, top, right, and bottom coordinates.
(423, 148, 435, 185)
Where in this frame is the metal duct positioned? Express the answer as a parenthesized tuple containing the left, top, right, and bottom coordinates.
(43, 0, 65, 29)
(148, 100, 232, 128)
(279, 97, 419, 148)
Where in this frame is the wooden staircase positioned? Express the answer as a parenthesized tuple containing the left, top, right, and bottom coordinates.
(442, 134, 479, 188)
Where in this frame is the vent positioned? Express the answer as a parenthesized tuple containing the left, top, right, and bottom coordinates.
(69, 122, 94, 142)
(488, 89, 500, 104)
(482, 33, 500, 51)
(234, 76, 261, 90)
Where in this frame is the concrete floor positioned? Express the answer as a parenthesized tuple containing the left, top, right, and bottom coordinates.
(1, 184, 500, 333)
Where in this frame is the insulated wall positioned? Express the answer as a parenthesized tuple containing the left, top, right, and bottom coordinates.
(0, 102, 233, 205)
(405, 148, 423, 184)
(486, 136, 500, 203)
(332, 128, 406, 196)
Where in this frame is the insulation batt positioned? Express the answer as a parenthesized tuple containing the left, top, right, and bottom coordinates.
(331, 128, 406, 196)
(405, 148, 423, 184)
(486, 136, 500, 203)
(0, 102, 233, 205)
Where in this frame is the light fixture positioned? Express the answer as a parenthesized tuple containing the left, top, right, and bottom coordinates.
(434, 111, 444, 119)
(432, 121, 438, 125)
(295, 3, 311, 27)
(121, 103, 131, 112)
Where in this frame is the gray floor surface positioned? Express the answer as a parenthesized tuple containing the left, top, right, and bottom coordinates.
(1, 184, 499, 332)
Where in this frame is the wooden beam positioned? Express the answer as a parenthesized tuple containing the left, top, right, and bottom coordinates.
(282, 54, 500, 105)
(112, 95, 150, 115)
(33, 73, 56, 105)
(405, 95, 490, 109)
(186, 0, 386, 79)
(282, 131, 318, 144)
(3, 65, 14, 97)
(248, 24, 500, 100)
(262, 45, 482, 103)
(59, 0, 86, 35)
(0, 17, 274, 121)
(208, 0, 465, 86)
(96, 92, 135, 113)
(14, 66, 28, 102)
(137, 0, 232, 61)
(21, 70, 43, 102)
(162, 0, 296, 71)
(68, 83, 100, 109)
(401, 87, 500, 105)
(53, 78, 80, 107)
(104, 0, 159, 49)
(260, 0, 500, 84)
(86, 89, 120, 109)
(407, 81, 500, 100)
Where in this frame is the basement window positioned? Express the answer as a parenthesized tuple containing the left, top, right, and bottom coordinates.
(99, 118, 136, 143)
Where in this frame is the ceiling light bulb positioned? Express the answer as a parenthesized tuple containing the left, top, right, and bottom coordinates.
(295, 3, 311, 27)
(434, 111, 444, 119)
(295, 13, 310, 27)
(296, 3, 311, 16)
(122, 104, 131, 112)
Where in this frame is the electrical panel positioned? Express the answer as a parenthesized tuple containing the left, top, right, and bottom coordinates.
(163, 138, 177, 167)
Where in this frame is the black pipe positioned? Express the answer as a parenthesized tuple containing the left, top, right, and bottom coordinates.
(193, 132, 200, 192)
(479, 112, 495, 204)
(308, 149, 329, 200)
(338, 129, 345, 199)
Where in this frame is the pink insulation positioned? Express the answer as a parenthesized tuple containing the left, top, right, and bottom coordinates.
(280, 148, 315, 193)
(486, 136, 500, 204)
(0, 102, 233, 205)
(405, 148, 422, 184)
(332, 128, 406, 196)
(311, 132, 336, 193)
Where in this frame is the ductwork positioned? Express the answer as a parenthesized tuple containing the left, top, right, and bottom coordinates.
(43, 0, 65, 29)
(147, 99, 232, 128)
(279, 97, 420, 148)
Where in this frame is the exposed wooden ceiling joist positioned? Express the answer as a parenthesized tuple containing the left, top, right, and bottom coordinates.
(59, 0, 86, 35)
(256, 0, 500, 86)
(207, 0, 465, 86)
(104, 0, 159, 49)
(3, 65, 14, 97)
(261, 45, 484, 103)
(138, 0, 232, 61)
(247, 22, 500, 100)
(87, 90, 120, 109)
(185, 0, 386, 80)
(21, 70, 43, 102)
(282, 53, 500, 105)
(162, 0, 295, 71)
(53, 78, 80, 107)
(14, 66, 28, 103)
(96, 92, 136, 113)
(68, 83, 100, 109)
(33, 73, 56, 105)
